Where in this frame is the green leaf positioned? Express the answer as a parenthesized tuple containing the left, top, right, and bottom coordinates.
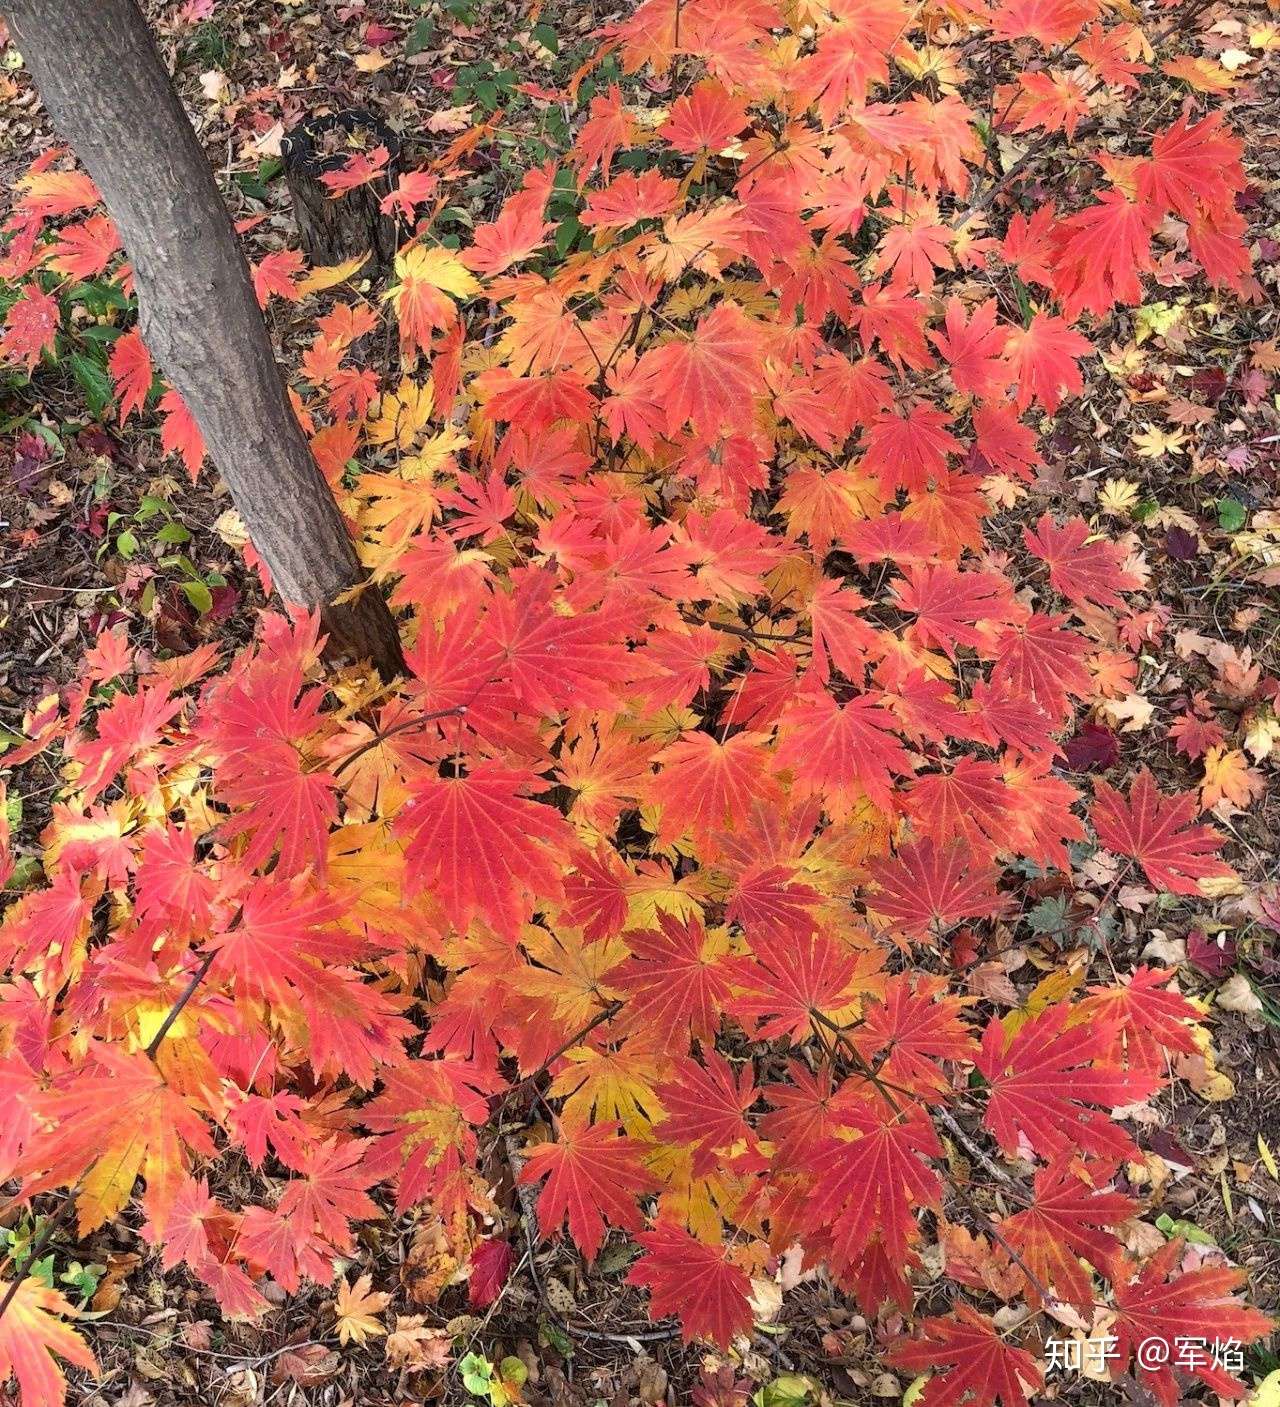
(6, 856, 43, 892)
(407, 16, 435, 54)
(135, 495, 171, 521)
(594, 1241, 637, 1274)
(180, 580, 214, 615)
(154, 521, 192, 545)
(755, 1376, 815, 1407)
(68, 280, 130, 317)
(1155, 1213, 1216, 1245)
(540, 1317, 573, 1356)
(554, 215, 582, 258)
(1027, 895, 1070, 935)
(1217, 498, 1246, 532)
(115, 530, 139, 560)
(460, 1352, 494, 1397)
(1132, 498, 1160, 523)
(531, 22, 559, 52)
(78, 324, 125, 345)
(68, 351, 112, 416)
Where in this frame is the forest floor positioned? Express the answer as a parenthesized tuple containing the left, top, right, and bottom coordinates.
(3, 0, 1280, 1404)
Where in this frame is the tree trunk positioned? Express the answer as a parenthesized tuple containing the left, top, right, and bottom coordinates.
(4, 0, 405, 680)
(283, 110, 402, 274)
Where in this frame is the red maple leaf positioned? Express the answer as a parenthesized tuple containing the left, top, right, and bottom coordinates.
(992, 613, 1091, 720)
(0, 283, 59, 370)
(659, 80, 749, 154)
(888, 1303, 1044, 1407)
(627, 1224, 754, 1346)
(775, 690, 912, 815)
(397, 762, 574, 939)
(1136, 111, 1243, 222)
(1110, 1240, 1272, 1407)
(158, 388, 205, 479)
(864, 403, 962, 494)
(1079, 965, 1200, 1071)
(47, 212, 120, 281)
(851, 974, 977, 1096)
(1001, 313, 1091, 413)
(905, 758, 1014, 860)
(649, 730, 780, 841)
(519, 1120, 654, 1261)
(727, 927, 882, 1042)
(1023, 514, 1139, 611)
(864, 839, 1009, 941)
(613, 912, 732, 1050)
(894, 565, 1015, 658)
(723, 861, 822, 940)
(642, 302, 764, 437)
(481, 569, 637, 715)
(656, 1051, 757, 1173)
(1000, 1160, 1136, 1309)
(1090, 767, 1235, 894)
(809, 1098, 943, 1267)
(976, 1005, 1160, 1162)
(108, 327, 154, 425)
(929, 298, 1009, 399)
(1050, 189, 1158, 318)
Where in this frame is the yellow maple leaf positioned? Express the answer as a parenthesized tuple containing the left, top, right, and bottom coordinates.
(1131, 425, 1187, 458)
(514, 926, 628, 1032)
(367, 377, 435, 450)
(1162, 55, 1236, 92)
(982, 474, 1026, 509)
(550, 1038, 665, 1136)
(335, 1274, 390, 1346)
(296, 252, 370, 296)
(1201, 746, 1264, 811)
(383, 245, 480, 359)
(1099, 477, 1141, 517)
(1003, 962, 1087, 1037)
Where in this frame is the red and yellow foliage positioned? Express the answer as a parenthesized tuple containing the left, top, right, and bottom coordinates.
(0, 0, 1273, 1401)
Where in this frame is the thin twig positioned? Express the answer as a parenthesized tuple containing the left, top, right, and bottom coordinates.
(933, 1106, 1029, 1202)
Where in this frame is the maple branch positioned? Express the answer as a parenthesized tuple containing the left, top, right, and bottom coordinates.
(679, 608, 797, 645)
(932, 1105, 1030, 1203)
(332, 705, 469, 778)
(808, 1009, 917, 1111)
(145, 948, 217, 1058)
(499, 999, 623, 1116)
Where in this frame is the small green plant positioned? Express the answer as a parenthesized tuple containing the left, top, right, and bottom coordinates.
(0, 1220, 104, 1310)
(459, 1351, 528, 1407)
(101, 493, 225, 616)
(58, 1261, 106, 1307)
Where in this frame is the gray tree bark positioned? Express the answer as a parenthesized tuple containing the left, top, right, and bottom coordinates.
(4, 0, 405, 679)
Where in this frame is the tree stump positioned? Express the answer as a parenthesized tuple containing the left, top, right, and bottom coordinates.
(282, 110, 402, 274)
